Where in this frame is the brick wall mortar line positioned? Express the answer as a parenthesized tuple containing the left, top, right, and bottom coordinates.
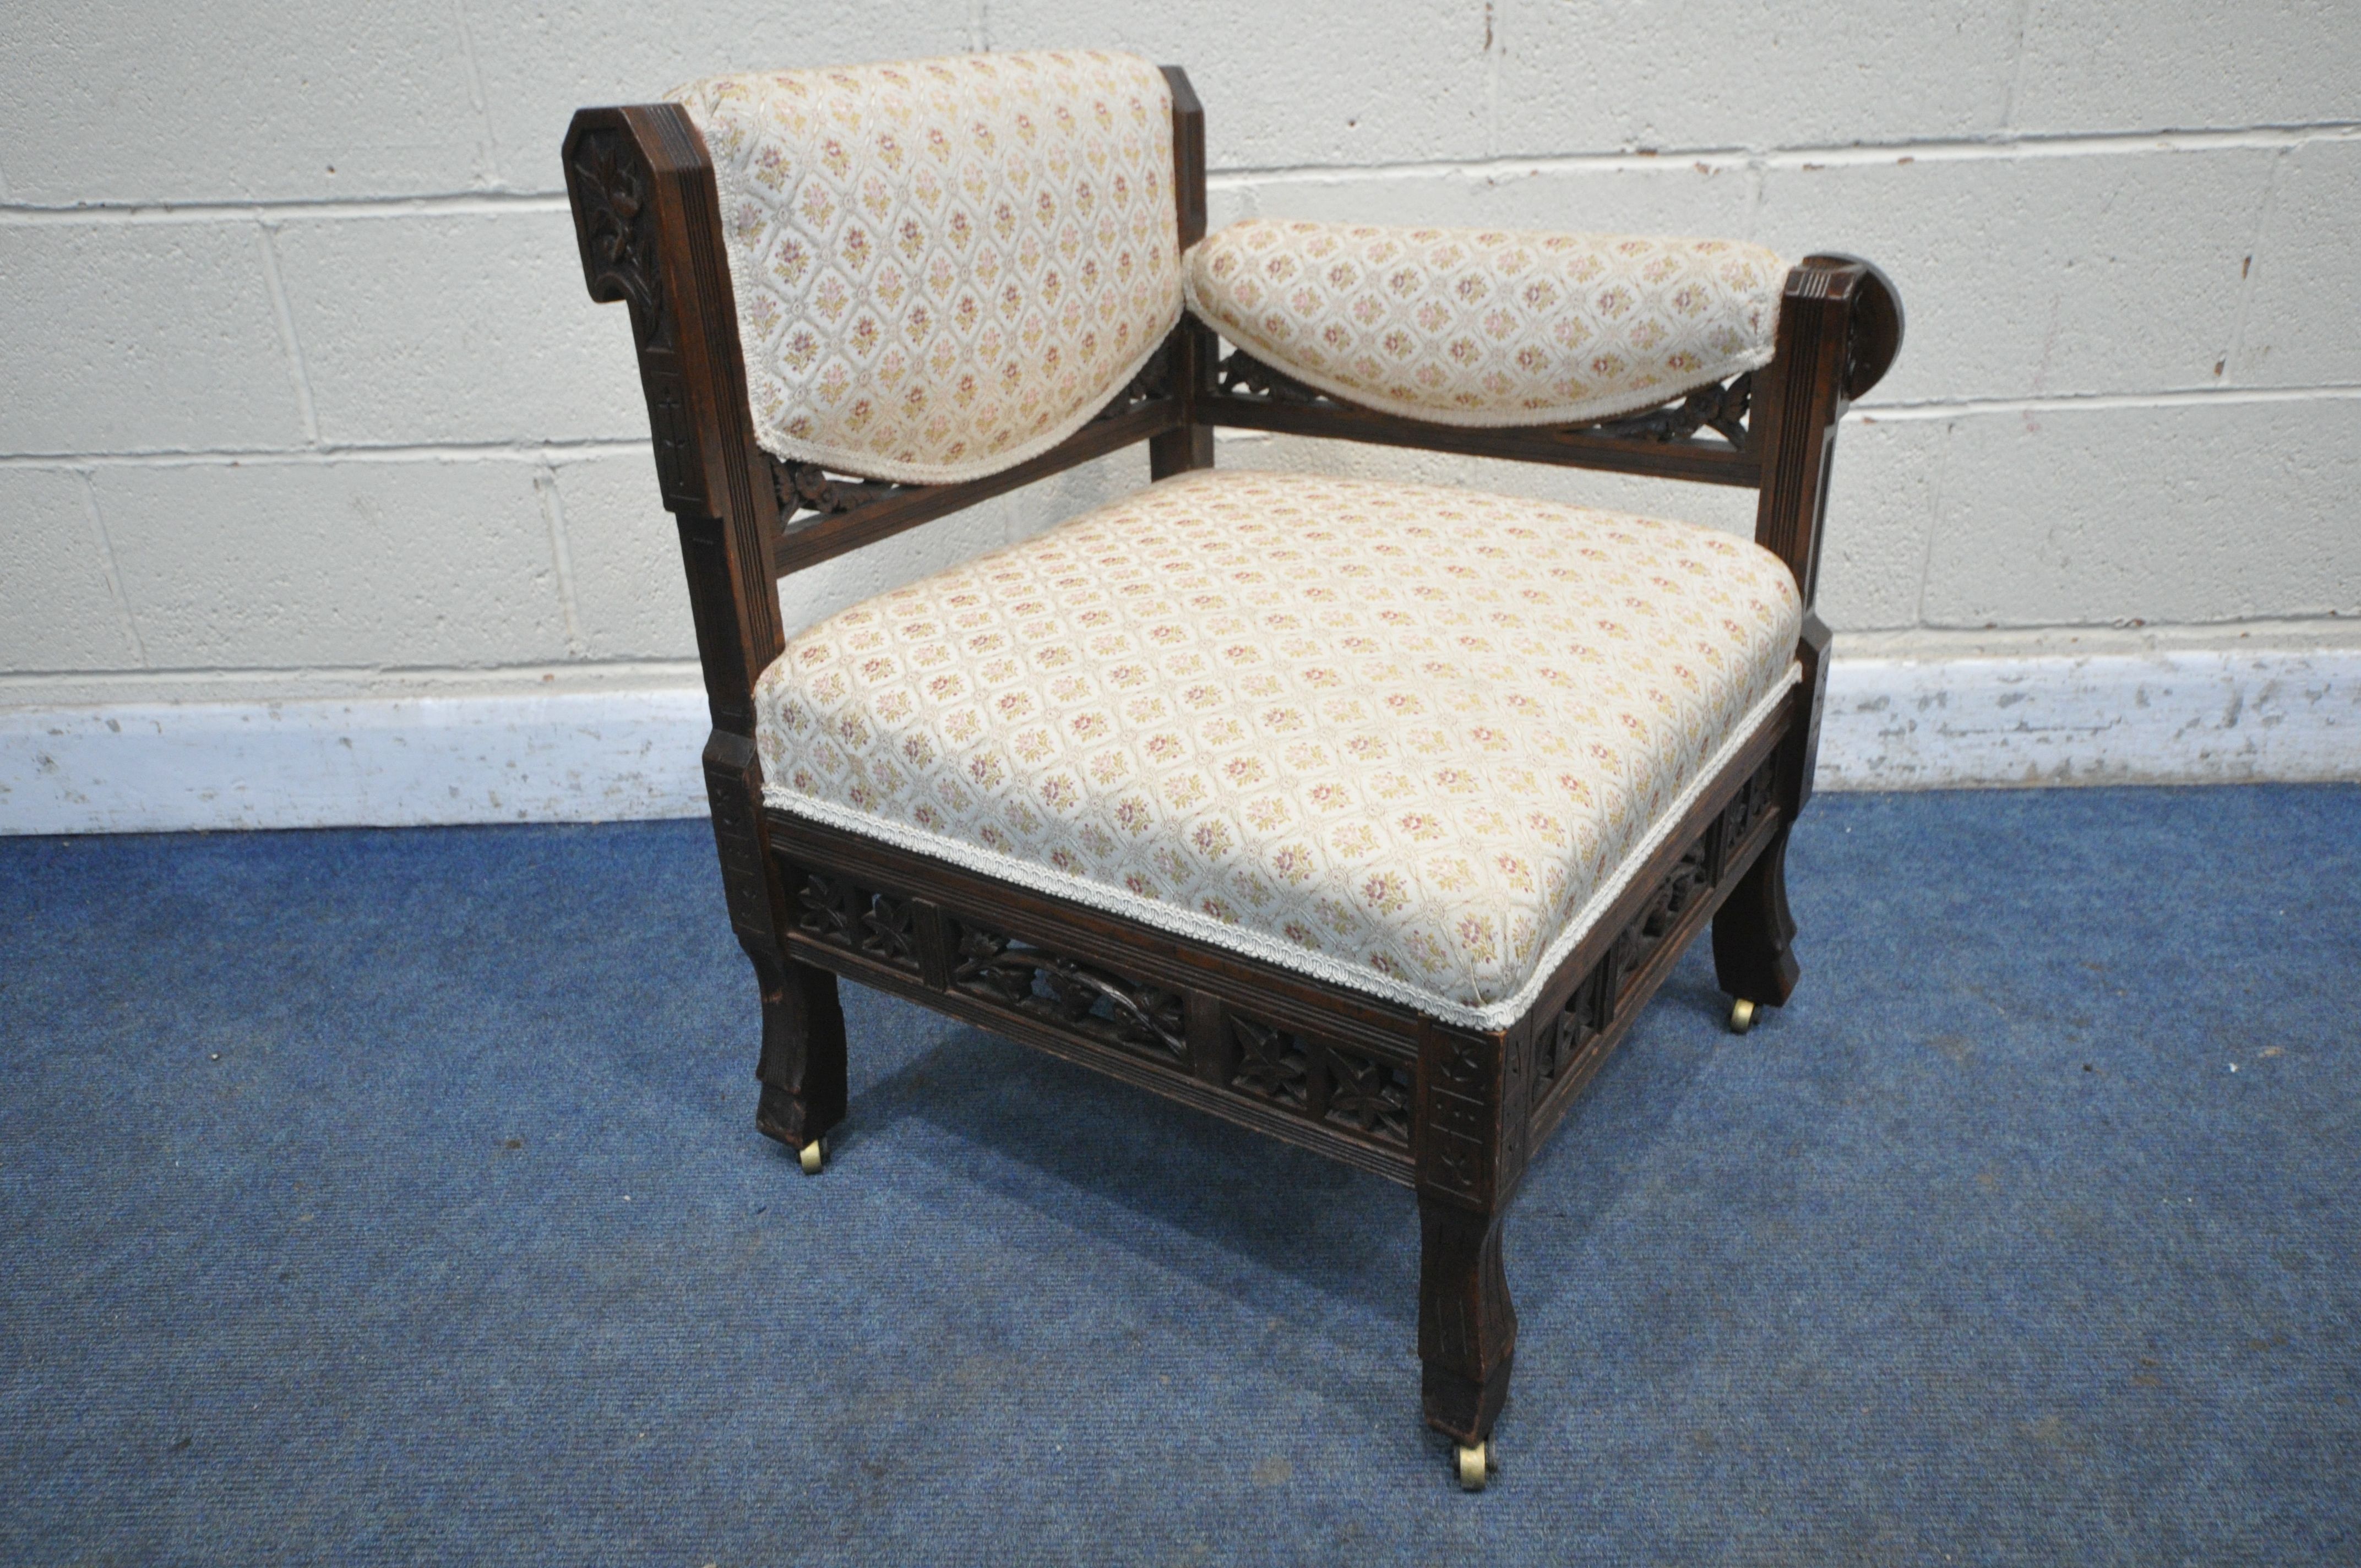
(1483, 0, 1504, 160)
(0, 440, 657, 470)
(9, 123, 2360, 225)
(0, 194, 578, 226)
(0, 659, 708, 698)
(1849, 385, 2361, 421)
(13, 389, 2361, 472)
(1207, 123, 2361, 182)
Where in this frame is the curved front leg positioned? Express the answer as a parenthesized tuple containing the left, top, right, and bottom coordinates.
(1711, 820, 1800, 1011)
(1418, 1195, 1516, 1448)
(752, 952, 847, 1151)
(705, 731, 846, 1158)
(1415, 1023, 1522, 1484)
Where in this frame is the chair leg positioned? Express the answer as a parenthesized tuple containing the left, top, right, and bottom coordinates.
(750, 952, 847, 1160)
(1712, 820, 1800, 1015)
(704, 730, 849, 1163)
(1419, 1194, 1515, 1484)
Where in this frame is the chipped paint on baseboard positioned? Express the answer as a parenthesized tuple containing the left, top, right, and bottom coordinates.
(1819, 649, 2361, 789)
(3, 650, 2355, 835)
(0, 690, 707, 834)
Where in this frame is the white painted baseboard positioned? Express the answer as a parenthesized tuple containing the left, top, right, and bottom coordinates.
(0, 690, 710, 834)
(1818, 648, 2361, 790)
(3, 650, 2354, 835)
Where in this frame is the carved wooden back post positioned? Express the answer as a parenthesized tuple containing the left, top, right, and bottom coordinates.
(562, 105, 781, 738)
(563, 104, 819, 1099)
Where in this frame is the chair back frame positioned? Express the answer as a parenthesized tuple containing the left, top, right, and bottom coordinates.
(562, 64, 1900, 1459)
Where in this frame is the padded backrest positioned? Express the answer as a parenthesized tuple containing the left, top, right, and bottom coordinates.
(670, 51, 1182, 486)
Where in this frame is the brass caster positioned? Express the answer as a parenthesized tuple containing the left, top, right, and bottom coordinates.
(797, 1137, 825, 1176)
(1455, 1440, 1490, 1491)
(1728, 997, 1757, 1036)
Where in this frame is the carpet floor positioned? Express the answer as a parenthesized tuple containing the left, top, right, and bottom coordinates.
(1, 786, 2355, 1565)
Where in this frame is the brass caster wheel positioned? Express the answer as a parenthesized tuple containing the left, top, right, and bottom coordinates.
(1455, 1440, 1490, 1491)
(1728, 997, 1757, 1036)
(797, 1137, 825, 1176)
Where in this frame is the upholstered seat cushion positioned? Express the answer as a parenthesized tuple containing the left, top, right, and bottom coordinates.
(1183, 220, 1786, 428)
(755, 470, 1800, 1028)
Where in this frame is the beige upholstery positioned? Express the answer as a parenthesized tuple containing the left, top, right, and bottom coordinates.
(671, 51, 1183, 484)
(1183, 219, 1787, 428)
(754, 470, 1801, 1028)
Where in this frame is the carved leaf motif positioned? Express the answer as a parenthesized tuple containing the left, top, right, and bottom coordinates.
(1089, 340, 1176, 423)
(1543, 966, 1607, 1084)
(1212, 346, 1753, 448)
(796, 870, 920, 971)
(1231, 1016, 1309, 1108)
(949, 922, 1187, 1061)
(1720, 755, 1778, 849)
(572, 129, 662, 328)
(773, 460, 916, 527)
(1591, 372, 1752, 446)
(951, 923, 1036, 1008)
(1324, 1046, 1411, 1145)
(1214, 348, 1324, 406)
(861, 892, 919, 966)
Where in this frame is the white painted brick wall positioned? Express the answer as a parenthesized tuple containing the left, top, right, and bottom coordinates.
(271, 208, 650, 447)
(93, 458, 572, 669)
(0, 221, 303, 454)
(3, 2, 2357, 763)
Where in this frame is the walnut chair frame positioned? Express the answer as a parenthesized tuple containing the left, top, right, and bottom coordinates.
(563, 69, 1900, 1488)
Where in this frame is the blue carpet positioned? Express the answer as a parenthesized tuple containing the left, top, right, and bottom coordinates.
(2, 787, 2355, 1564)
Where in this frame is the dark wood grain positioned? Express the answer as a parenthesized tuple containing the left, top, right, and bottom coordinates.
(1150, 67, 1216, 480)
(564, 68, 1901, 1465)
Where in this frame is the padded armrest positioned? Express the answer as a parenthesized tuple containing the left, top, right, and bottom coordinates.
(1183, 219, 1787, 428)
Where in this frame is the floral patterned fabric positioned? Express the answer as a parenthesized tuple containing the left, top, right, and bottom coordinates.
(1183, 219, 1787, 428)
(755, 470, 1800, 1029)
(671, 52, 1182, 484)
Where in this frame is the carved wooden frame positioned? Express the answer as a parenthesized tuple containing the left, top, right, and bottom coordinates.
(562, 67, 1902, 1471)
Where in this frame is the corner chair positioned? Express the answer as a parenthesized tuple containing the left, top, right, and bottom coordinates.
(562, 50, 1900, 1491)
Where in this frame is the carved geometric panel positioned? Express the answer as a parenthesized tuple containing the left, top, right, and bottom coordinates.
(703, 752, 775, 946)
(1612, 836, 1713, 1000)
(1323, 1044, 1413, 1146)
(1231, 1016, 1310, 1109)
(1713, 753, 1780, 880)
(792, 868, 922, 976)
(1424, 1032, 1494, 1200)
(1227, 1016, 1415, 1150)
